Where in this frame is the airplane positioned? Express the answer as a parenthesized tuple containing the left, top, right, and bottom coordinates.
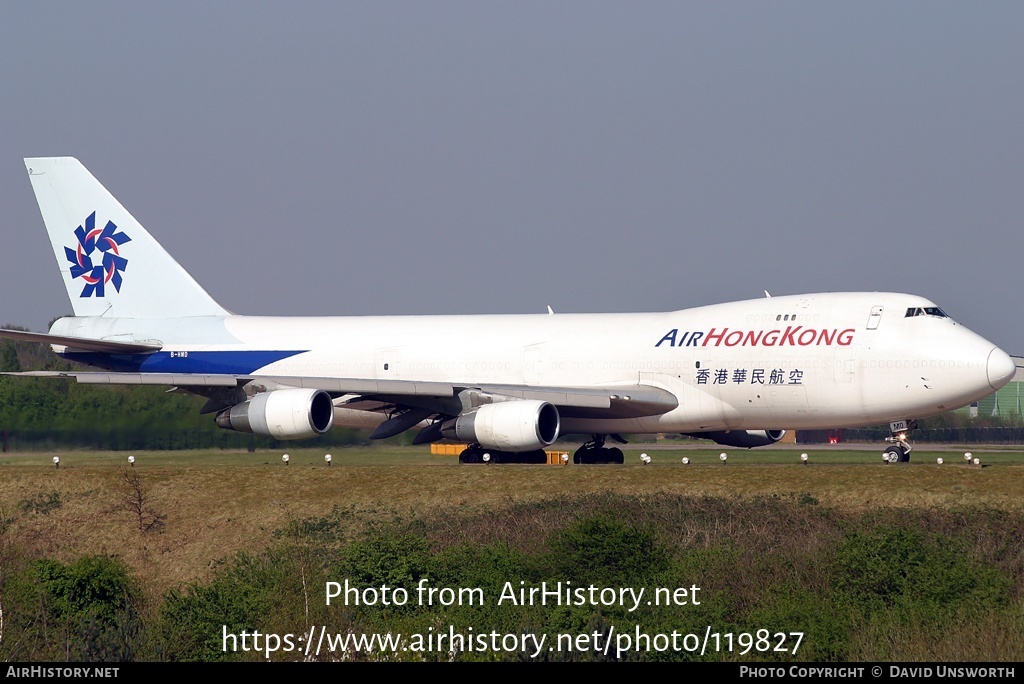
(1, 157, 1016, 464)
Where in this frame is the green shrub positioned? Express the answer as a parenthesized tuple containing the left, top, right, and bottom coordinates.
(160, 550, 297, 661)
(25, 555, 141, 661)
(833, 527, 1011, 618)
(544, 515, 670, 586)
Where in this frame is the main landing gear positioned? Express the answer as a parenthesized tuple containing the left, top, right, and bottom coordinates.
(573, 434, 626, 464)
(882, 420, 916, 464)
(458, 444, 548, 464)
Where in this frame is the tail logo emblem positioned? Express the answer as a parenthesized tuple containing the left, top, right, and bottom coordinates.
(64, 212, 132, 298)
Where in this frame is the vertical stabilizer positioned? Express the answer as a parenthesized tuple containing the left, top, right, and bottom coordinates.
(24, 157, 228, 318)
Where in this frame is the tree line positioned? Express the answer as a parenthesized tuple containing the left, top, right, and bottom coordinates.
(0, 334, 367, 451)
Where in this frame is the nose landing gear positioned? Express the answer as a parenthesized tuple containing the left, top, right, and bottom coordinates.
(882, 420, 916, 464)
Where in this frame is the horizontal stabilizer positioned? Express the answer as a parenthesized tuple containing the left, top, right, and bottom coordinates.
(0, 328, 162, 354)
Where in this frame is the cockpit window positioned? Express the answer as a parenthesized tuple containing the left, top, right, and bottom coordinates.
(905, 307, 949, 318)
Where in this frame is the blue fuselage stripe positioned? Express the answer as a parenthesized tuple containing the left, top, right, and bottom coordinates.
(59, 350, 306, 374)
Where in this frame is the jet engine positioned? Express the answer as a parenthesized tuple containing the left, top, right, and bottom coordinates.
(216, 388, 334, 440)
(687, 429, 786, 449)
(441, 399, 560, 451)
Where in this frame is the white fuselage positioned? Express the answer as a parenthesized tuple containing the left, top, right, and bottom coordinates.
(51, 291, 1014, 435)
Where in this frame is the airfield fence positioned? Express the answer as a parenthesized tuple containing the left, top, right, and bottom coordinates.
(800, 427, 1024, 445)
(6, 426, 1024, 452)
(0, 427, 370, 452)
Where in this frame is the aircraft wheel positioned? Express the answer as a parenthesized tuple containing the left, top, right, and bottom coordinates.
(521, 449, 548, 464)
(883, 446, 903, 464)
(491, 449, 547, 464)
(459, 447, 482, 464)
(574, 447, 626, 464)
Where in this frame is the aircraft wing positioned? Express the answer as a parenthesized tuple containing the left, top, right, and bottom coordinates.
(6, 371, 240, 387)
(2, 371, 678, 419)
(258, 375, 676, 418)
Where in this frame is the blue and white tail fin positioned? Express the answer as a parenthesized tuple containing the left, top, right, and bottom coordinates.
(25, 157, 228, 319)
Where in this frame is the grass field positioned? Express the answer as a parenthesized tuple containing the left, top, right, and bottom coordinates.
(2, 443, 1022, 595)
(3, 443, 1023, 661)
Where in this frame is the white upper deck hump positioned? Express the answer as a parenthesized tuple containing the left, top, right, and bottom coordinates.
(25, 157, 228, 319)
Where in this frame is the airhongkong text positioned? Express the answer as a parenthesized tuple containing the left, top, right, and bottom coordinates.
(655, 327, 855, 349)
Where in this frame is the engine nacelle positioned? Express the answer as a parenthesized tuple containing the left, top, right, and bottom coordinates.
(441, 400, 560, 451)
(687, 429, 786, 449)
(216, 388, 334, 440)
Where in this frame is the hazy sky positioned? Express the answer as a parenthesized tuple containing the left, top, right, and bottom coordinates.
(2, 2, 1021, 351)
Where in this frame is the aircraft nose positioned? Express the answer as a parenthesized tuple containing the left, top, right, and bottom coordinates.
(987, 347, 1016, 390)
